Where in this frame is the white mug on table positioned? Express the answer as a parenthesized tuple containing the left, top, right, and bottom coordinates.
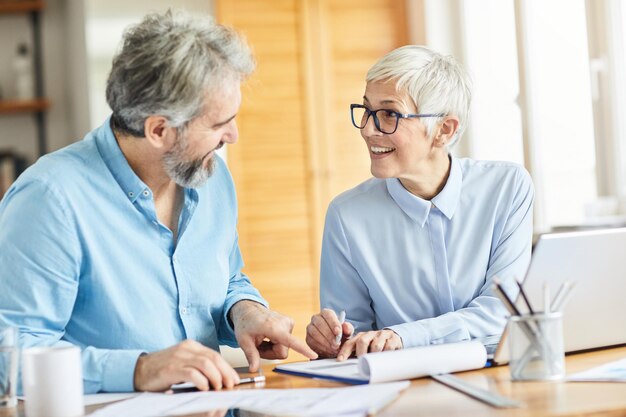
(22, 345, 84, 417)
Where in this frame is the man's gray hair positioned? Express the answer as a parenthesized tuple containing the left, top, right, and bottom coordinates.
(366, 45, 472, 147)
(106, 9, 255, 137)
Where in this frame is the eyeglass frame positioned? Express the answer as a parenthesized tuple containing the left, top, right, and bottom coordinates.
(350, 104, 445, 134)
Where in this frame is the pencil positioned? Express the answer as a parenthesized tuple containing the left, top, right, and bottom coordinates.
(544, 283, 551, 313)
(516, 279, 535, 314)
(493, 278, 522, 317)
(552, 281, 576, 312)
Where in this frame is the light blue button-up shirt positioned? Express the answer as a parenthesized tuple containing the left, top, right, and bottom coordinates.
(320, 157, 534, 348)
(0, 119, 267, 393)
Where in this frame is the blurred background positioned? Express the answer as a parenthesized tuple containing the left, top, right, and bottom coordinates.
(1, 0, 625, 349)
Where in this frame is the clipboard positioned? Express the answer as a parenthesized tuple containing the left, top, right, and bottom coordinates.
(275, 341, 488, 385)
(274, 358, 369, 385)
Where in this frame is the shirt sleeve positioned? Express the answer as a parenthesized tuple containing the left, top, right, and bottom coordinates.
(218, 231, 269, 347)
(388, 168, 535, 348)
(0, 179, 144, 394)
(320, 203, 377, 333)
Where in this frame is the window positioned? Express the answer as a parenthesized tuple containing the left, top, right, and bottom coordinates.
(516, 0, 597, 230)
(424, 0, 621, 232)
(461, 0, 524, 165)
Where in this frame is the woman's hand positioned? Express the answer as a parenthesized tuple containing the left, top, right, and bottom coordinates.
(336, 329, 403, 361)
(305, 308, 354, 357)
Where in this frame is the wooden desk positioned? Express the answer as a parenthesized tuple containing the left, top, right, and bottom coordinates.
(381, 346, 626, 417)
(8, 346, 626, 417)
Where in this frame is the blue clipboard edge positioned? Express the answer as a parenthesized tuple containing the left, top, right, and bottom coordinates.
(273, 366, 370, 385)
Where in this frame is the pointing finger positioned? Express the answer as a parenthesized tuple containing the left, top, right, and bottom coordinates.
(272, 332, 318, 359)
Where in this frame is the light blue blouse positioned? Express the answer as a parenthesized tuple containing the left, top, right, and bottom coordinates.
(320, 157, 534, 348)
(0, 119, 267, 393)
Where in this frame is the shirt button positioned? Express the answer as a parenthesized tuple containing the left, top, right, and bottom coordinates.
(181, 308, 188, 315)
(128, 191, 134, 198)
(143, 190, 150, 197)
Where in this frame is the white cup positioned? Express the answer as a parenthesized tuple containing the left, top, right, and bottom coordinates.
(22, 346, 84, 417)
(0, 327, 19, 409)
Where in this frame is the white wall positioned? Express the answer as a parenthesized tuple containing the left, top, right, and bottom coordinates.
(84, 0, 215, 129)
(422, 0, 472, 158)
(0, 0, 90, 163)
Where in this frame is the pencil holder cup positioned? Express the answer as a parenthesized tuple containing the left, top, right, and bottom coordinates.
(508, 312, 565, 381)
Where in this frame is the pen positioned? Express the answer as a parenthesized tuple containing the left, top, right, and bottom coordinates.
(492, 278, 523, 317)
(170, 375, 266, 393)
(336, 310, 346, 345)
(552, 281, 576, 312)
(494, 279, 557, 375)
(544, 283, 551, 313)
(493, 278, 543, 351)
(516, 279, 535, 314)
(237, 375, 266, 385)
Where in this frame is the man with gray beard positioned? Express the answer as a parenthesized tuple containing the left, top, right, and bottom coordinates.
(0, 10, 317, 394)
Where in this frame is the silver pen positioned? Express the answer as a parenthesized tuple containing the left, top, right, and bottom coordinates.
(171, 372, 265, 393)
(336, 310, 346, 344)
(238, 375, 266, 384)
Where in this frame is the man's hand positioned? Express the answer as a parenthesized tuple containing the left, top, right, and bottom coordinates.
(230, 300, 318, 371)
(305, 308, 354, 357)
(133, 339, 239, 392)
(336, 329, 403, 361)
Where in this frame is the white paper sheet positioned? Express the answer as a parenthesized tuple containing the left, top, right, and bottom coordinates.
(275, 340, 487, 384)
(83, 393, 138, 406)
(567, 357, 626, 382)
(275, 358, 366, 383)
(87, 381, 410, 417)
(360, 340, 487, 383)
(19, 393, 137, 407)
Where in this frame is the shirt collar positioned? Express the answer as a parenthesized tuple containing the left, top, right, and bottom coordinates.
(386, 156, 462, 226)
(94, 117, 150, 204)
(431, 156, 462, 220)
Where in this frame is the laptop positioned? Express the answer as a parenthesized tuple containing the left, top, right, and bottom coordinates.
(488, 227, 626, 365)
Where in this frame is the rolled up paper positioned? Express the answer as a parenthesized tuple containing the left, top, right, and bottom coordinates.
(359, 341, 487, 383)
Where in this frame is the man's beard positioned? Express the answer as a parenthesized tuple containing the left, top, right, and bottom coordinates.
(162, 131, 216, 188)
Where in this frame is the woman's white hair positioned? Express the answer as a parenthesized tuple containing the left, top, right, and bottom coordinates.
(366, 45, 472, 147)
(106, 9, 255, 137)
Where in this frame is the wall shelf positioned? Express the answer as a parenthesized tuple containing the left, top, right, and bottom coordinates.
(0, 98, 50, 114)
(0, 1, 43, 14)
(0, 0, 49, 156)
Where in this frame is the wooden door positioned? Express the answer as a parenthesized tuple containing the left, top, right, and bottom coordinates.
(217, 0, 411, 351)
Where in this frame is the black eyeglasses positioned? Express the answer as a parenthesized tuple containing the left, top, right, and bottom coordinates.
(350, 104, 444, 134)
